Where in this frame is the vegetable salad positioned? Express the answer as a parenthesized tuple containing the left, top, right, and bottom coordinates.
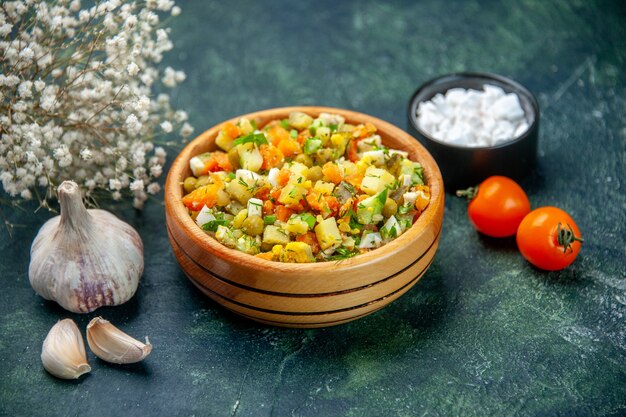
(182, 111, 430, 263)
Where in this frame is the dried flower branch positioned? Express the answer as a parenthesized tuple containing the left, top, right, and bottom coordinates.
(0, 0, 192, 210)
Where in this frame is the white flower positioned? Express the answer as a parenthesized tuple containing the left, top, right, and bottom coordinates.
(150, 164, 162, 177)
(0, 24, 12, 37)
(109, 178, 122, 191)
(20, 189, 32, 200)
(147, 182, 160, 194)
(0, 0, 189, 209)
(180, 122, 194, 137)
(126, 62, 140, 76)
(160, 121, 173, 133)
(130, 179, 144, 192)
(19, 47, 34, 61)
(34, 79, 46, 92)
(162, 67, 177, 87)
(125, 114, 142, 136)
(80, 148, 93, 160)
(18, 81, 33, 98)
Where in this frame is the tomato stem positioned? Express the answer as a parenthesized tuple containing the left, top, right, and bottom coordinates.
(456, 186, 478, 200)
(557, 222, 584, 253)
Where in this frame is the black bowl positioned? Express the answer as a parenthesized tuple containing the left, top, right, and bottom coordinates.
(407, 72, 539, 192)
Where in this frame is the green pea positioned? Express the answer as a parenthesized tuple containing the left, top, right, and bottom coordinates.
(183, 177, 197, 194)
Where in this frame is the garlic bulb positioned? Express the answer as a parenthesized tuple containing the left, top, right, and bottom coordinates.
(41, 319, 91, 379)
(29, 181, 144, 313)
(86, 317, 152, 364)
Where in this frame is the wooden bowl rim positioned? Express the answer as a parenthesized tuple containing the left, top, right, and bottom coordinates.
(165, 106, 444, 272)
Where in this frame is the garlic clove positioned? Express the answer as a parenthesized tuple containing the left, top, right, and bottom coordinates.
(41, 319, 91, 380)
(86, 317, 152, 364)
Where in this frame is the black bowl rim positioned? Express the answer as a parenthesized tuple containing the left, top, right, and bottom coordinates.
(407, 71, 540, 151)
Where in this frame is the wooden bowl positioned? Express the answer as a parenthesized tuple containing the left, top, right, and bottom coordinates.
(164, 107, 444, 328)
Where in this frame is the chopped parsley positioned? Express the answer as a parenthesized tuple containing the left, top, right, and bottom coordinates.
(233, 133, 268, 147)
(202, 219, 228, 232)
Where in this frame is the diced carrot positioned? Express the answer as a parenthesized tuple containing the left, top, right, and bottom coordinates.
(275, 205, 294, 222)
(347, 140, 359, 162)
(353, 122, 377, 139)
(182, 184, 221, 211)
(259, 144, 284, 170)
(199, 151, 232, 175)
(297, 129, 312, 145)
(266, 124, 290, 146)
(255, 252, 274, 261)
(276, 168, 291, 187)
(199, 158, 219, 175)
(263, 199, 275, 215)
(305, 190, 323, 212)
(222, 122, 240, 139)
(324, 196, 340, 217)
(285, 201, 305, 211)
(306, 191, 339, 218)
(296, 232, 321, 254)
(270, 188, 282, 202)
(277, 138, 301, 157)
(322, 162, 343, 184)
(212, 151, 233, 172)
(254, 185, 271, 201)
(345, 172, 363, 188)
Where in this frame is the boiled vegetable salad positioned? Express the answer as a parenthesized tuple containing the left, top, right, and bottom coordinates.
(182, 111, 430, 263)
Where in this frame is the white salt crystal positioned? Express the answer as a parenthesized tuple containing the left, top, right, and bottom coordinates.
(490, 93, 525, 121)
(416, 84, 530, 147)
(445, 88, 467, 107)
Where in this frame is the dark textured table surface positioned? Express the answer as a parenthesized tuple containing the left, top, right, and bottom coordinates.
(1, 1, 625, 416)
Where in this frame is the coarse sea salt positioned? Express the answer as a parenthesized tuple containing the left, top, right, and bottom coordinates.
(416, 84, 529, 147)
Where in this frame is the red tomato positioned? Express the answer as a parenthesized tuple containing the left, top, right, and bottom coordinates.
(457, 176, 530, 237)
(516, 206, 583, 271)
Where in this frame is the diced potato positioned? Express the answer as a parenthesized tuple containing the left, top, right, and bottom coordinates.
(343, 236, 356, 250)
(288, 111, 314, 130)
(282, 217, 309, 235)
(313, 181, 335, 195)
(225, 180, 253, 204)
(316, 126, 331, 145)
(238, 143, 263, 172)
(215, 131, 234, 151)
(237, 117, 254, 135)
(280, 242, 315, 263)
(314, 217, 342, 250)
(262, 225, 291, 245)
(215, 189, 230, 206)
(360, 166, 395, 195)
(338, 161, 357, 177)
(278, 184, 307, 205)
(360, 150, 386, 166)
(330, 132, 350, 154)
(287, 162, 309, 183)
(357, 134, 382, 152)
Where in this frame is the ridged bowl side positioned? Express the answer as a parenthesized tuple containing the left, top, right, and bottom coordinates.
(164, 106, 444, 328)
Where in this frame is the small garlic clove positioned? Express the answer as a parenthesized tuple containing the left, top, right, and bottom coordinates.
(86, 317, 152, 364)
(41, 319, 91, 380)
